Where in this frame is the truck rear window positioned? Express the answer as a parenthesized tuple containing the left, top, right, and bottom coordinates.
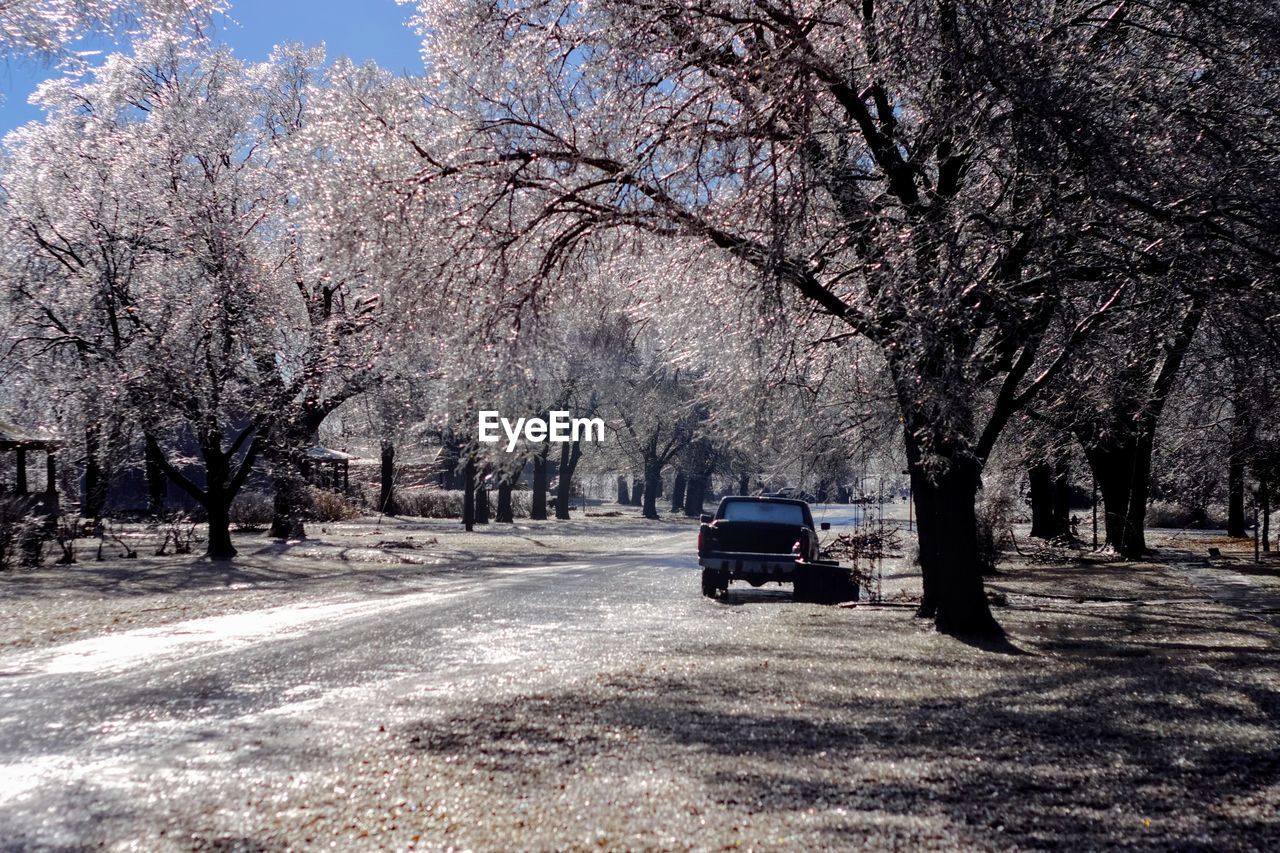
(720, 501, 805, 526)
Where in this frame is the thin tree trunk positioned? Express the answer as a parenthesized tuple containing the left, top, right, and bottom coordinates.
(463, 458, 476, 531)
(739, 473, 750, 496)
(1262, 478, 1271, 553)
(475, 480, 490, 525)
(380, 441, 398, 516)
(617, 475, 629, 505)
(630, 477, 643, 506)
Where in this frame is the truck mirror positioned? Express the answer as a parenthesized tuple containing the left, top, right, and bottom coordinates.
(820, 522, 831, 531)
(700, 514, 713, 524)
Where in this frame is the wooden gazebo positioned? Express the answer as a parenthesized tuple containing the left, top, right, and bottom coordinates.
(305, 446, 355, 493)
(0, 421, 60, 513)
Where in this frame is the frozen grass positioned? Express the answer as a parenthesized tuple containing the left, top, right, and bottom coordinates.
(0, 506, 695, 651)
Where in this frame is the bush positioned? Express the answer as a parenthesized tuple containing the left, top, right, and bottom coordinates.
(976, 480, 1018, 574)
(1146, 500, 1228, 529)
(0, 495, 46, 570)
(396, 488, 465, 519)
(230, 491, 274, 530)
(310, 488, 361, 522)
(395, 487, 535, 520)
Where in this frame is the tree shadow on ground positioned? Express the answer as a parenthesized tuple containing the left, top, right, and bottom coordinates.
(398, 604, 1280, 849)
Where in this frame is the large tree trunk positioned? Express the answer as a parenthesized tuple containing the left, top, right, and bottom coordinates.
(906, 440, 999, 636)
(555, 440, 583, 520)
(380, 441, 399, 516)
(630, 477, 643, 506)
(642, 458, 661, 520)
(1086, 435, 1152, 558)
(670, 471, 687, 513)
(206, 498, 237, 560)
(496, 475, 514, 523)
(683, 475, 707, 518)
(531, 451, 549, 520)
(1028, 462, 1055, 539)
(463, 458, 476, 531)
(617, 475, 630, 505)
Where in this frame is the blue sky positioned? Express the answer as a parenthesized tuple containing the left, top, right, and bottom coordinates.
(0, 1, 423, 133)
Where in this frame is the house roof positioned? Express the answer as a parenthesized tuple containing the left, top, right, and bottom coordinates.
(0, 420, 60, 450)
(307, 446, 356, 462)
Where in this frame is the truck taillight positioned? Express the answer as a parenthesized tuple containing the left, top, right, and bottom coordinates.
(791, 539, 802, 557)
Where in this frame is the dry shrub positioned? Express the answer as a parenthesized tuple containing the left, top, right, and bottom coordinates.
(230, 491, 274, 530)
(310, 488, 361, 522)
(1146, 500, 1228, 529)
(0, 495, 43, 569)
(396, 488, 534, 520)
(976, 480, 1018, 573)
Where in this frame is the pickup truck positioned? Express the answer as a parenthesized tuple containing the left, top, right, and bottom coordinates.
(697, 496, 858, 603)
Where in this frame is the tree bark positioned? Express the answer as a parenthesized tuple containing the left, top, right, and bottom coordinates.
(906, 437, 1000, 636)
(475, 481, 490, 525)
(380, 441, 399, 516)
(206, 498, 236, 560)
(555, 440, 583, 520)
(617, 475, 629, 505)
(1086, 435, 1152, 558)
(1028, 462, 1055, 539)
(463, 457, 476, 531)
(496, 476, 514, 523)
(683, 475, 707, 518)
(642, 458, 662, 520)
(670, 471, 687, 513)
(739, 473, 750, 496)
(630, 477, 643, 506)
(531, 450, 549, 520)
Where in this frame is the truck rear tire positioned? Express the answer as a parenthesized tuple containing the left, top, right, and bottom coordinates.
(701, 568, 719, 598)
